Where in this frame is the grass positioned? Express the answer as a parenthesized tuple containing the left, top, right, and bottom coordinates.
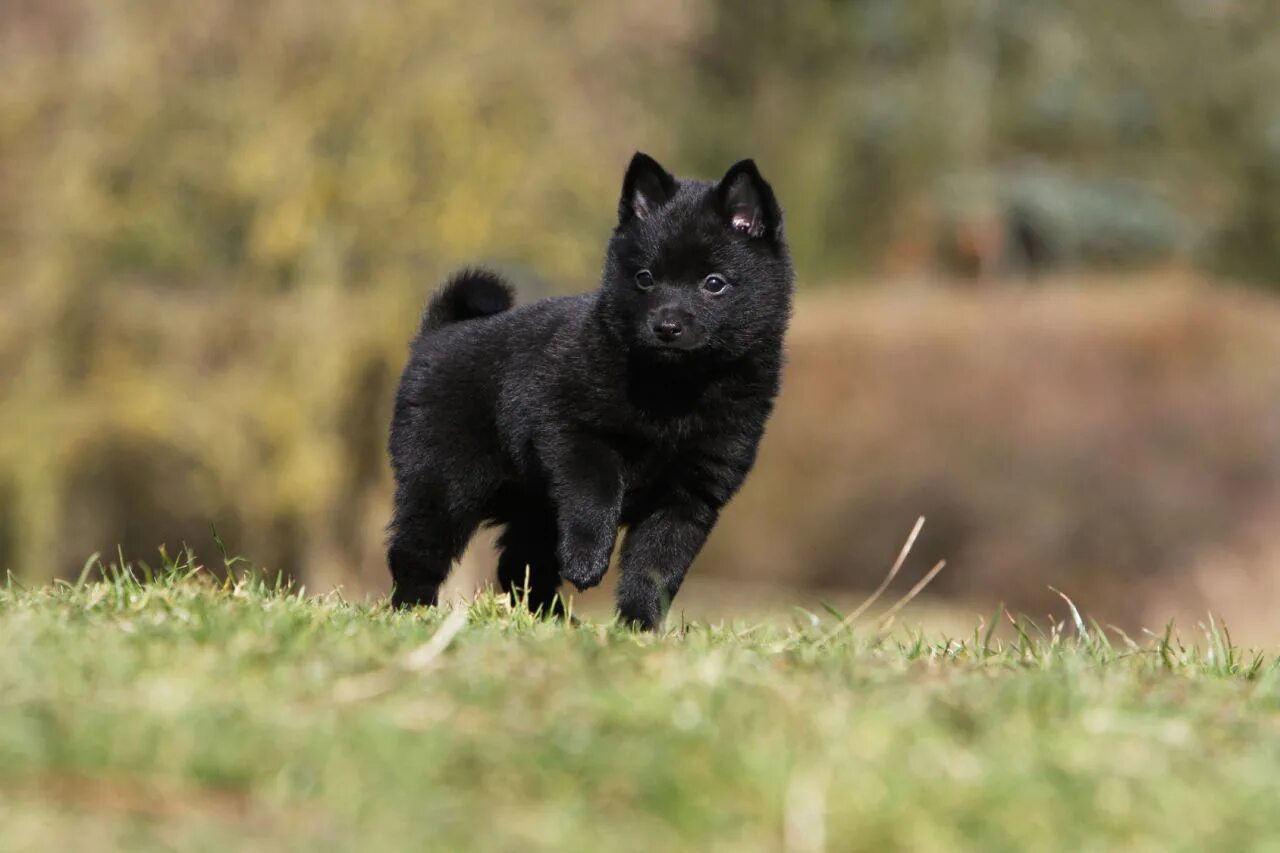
(3, 554, 1280, 851)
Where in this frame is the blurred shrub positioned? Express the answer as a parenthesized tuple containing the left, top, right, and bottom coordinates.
(682, 0, 1280, 284)
(0, 0, 688, 583)
(933, 168, 1193, 278)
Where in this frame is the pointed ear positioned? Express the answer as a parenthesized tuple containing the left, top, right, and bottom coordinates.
(619, 152, 677, 224)
(716, 159, 782, 239)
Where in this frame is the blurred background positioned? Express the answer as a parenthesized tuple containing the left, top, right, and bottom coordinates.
(4, 0, 1280, 638)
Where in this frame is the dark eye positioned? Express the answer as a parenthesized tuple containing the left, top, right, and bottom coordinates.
(634, 269, 654, 290)
(702, 274, 730, 295)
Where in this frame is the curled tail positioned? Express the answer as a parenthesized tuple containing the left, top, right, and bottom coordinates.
(420, 268, 515, 334)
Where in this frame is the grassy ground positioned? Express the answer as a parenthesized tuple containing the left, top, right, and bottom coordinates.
(3, 560, 1280, 851)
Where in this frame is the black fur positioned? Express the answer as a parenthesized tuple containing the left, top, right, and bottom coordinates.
(387, 153, 794, 629)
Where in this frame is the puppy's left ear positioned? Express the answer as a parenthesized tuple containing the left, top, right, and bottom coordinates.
(716, 159, 782, 239)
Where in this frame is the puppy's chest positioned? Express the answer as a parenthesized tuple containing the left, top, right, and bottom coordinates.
(598, 369, 773, 486)
(614, 390, 734, 452)
(617, 430, 702, 484)
(611, 406, 742, 490)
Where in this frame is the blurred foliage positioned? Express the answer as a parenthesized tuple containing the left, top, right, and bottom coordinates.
(4, 0, 1280, 606)
(0, 0, 689, 586)
(681, 0, 1280, 279)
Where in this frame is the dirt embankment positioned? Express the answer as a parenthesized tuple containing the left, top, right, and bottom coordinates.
(706, 276, 1280, 631)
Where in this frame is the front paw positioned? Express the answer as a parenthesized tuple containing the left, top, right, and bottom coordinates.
(559, 550, 610, 591)
(391, 584, 439, 610)
(616, 588, 663, 631)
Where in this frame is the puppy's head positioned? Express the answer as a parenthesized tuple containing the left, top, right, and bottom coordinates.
(601, 153, 794, 361)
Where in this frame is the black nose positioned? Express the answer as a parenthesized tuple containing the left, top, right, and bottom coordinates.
(653, 317, 683, 341)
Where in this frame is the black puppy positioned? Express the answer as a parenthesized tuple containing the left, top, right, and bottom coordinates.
(387, 153, 794, 629)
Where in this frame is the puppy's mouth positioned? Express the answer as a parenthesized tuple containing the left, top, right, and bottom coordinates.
(642, 336, 705, 354)
(641, 325, 706, 352)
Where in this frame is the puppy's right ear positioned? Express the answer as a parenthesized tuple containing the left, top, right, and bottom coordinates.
(618, 152, 677, 225)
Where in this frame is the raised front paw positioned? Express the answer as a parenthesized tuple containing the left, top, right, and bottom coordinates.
(558, 547, 610, 591)
(556, 520, 616, 591)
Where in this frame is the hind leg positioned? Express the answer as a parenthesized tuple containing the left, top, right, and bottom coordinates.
(496, 511, 566, 618)
(387, 479, 478, 609)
